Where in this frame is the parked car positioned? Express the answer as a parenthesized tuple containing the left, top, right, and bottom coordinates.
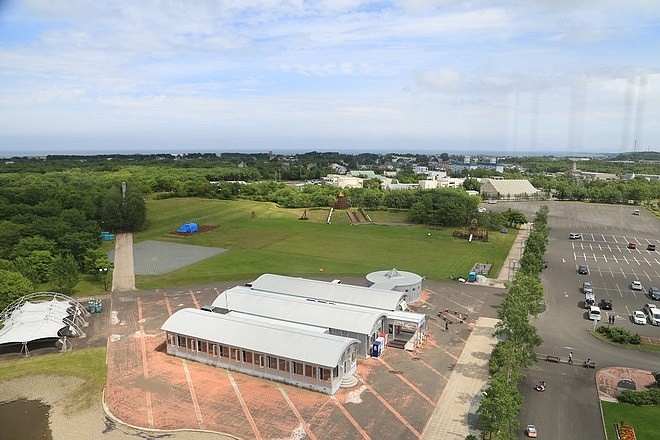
(648, 244, 656, 251)
(578, 265, 589, 275)
(478, 207, 487, 213)
(633, 209, 640, 215)
(649, 287, 660, 300)
(569, 232, 582, 239)
(632, 310, 646, 325)
(631, 280, 644, 291)
(647, 308, 660, 326)
(582, 281, 593, 294)
(627, 242, 636, 249)
(585, 292, 596, 308)
(642, 303, 657, 314)
(526, 424, 538, 438)
(600, 298, 613, 310)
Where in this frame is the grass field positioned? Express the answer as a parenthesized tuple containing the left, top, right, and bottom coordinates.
(133, 198, 516, 289)
(602, 401, 659, 440)
(0, 347, 106, 410)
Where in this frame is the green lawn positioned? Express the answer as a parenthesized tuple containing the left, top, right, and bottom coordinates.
(602, 401, 659, 440)
(133, 198, 516, 289)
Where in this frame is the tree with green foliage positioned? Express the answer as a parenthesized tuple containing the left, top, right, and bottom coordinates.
(14, 250, 53, 284)
(0, 269, 33, 311)
(502, 209, 527, 228)
(99, 183, 147, 232)
(50, 253, 79, 295)
(478, 373, 523, 440)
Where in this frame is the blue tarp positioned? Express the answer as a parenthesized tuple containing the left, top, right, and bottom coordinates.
(177, 223, 199, 233)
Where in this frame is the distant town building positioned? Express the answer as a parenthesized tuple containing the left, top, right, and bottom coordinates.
(480, 179, 541, 200)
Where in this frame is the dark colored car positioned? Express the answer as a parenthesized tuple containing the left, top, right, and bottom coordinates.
(600, 299, 613, 310)
(627, 242, 636, 249)
(648, 244, 656, 251)
(649, 287, 660, 301)
(578, 265, 589, 275)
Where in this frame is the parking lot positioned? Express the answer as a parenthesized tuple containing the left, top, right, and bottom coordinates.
(491, 201, 660, 440)
(567, 230, 660, 331)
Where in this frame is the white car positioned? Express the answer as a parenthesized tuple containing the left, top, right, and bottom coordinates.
(569, 232, 582, 240)
(478, 207, 487, 213)
(644, 305, 660, 326)
(526, 424, 538, 438)
(632, 310, 646, 325)
(631, 280, 644, 291)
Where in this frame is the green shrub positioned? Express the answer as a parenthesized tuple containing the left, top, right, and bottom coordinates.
(618, 388, 660, 406)
(596, 325, 641, 345)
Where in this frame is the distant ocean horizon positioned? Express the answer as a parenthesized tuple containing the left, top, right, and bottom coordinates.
(0, 148, 623, 159)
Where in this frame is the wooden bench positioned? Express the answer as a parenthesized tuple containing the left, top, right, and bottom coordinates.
(546, 355, 560, 363)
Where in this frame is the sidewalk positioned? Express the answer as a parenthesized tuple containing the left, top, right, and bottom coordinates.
(490, 222, 532, 288)
(421, 317, 499, 439)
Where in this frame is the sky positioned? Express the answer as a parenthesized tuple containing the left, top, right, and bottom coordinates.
(1, 0, 660, 155)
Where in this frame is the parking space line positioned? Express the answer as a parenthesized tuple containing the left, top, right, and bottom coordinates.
(188, 289, 200, 309)
(378, 358, 435, 405)
(409, 354, 450, 383)
(612, 235, 618, 243)
(164, 295, 173, 316)
(612, 255, 618, 264)
(355, 375, 421, 438)
(607, 244, 612, 252)
(137, 297, 155, 429)
(181, 359, 205, 429)
(622, 256, 629, 264)
(226, 371, 263, 440)
(608, 267, 615, 278)
(276, 383, 318, 440)
(329, 396, 371, 440)
(633, 257, 641, 266)
(616, 284, 623, 298)
(642, 270, 652, 282)
(602, 254, 608, 263)
(600, 234, 606, 242)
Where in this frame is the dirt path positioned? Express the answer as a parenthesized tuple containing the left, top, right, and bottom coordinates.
(112, 233, 136, 292)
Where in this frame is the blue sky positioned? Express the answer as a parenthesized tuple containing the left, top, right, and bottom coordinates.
(1, 0, 659, 155)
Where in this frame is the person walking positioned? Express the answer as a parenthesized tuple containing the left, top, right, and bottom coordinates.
(568, 351, 573, 363)
(445, 321, 449, 331)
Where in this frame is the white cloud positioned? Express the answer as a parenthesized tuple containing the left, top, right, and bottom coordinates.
(1, 1, 659, 153)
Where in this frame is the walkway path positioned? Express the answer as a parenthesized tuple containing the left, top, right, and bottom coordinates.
(421, 317, 498, 439)
(112, 233, 136, 292)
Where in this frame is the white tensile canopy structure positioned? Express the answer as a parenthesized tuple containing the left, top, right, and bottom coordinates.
(0, 292, 89, 356)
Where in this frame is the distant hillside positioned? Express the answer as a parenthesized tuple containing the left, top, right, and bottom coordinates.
(611, 151, 660, 161)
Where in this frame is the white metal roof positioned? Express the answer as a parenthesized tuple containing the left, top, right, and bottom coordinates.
(386, 309, 427, 326)
(212, 286, 387, 335)
(0, 298, 75, 345)
(482, 179, 539, 196)
(161, 308, 360, 367)
(366, 268, 423, 290)
(249, 274, 406, 311)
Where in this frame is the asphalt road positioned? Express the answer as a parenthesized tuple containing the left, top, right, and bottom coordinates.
(496, 201, 660, 440)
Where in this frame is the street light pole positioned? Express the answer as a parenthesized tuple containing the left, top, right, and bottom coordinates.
(99, 267, 108, 291)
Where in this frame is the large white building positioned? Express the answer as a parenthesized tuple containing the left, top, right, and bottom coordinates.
(480, 179, 541, 200)
(161, 274, 428, 395)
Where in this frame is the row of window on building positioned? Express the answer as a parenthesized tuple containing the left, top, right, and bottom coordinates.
(170, 333, 336, 381)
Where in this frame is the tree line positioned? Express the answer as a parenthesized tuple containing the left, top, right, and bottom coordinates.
(477, 206, 548, 439)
